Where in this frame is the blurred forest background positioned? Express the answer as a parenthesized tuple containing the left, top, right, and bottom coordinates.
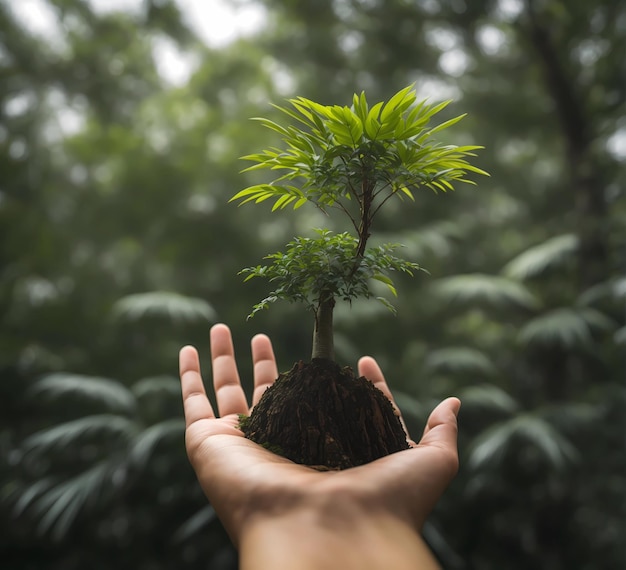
(1, 0, 624, 568)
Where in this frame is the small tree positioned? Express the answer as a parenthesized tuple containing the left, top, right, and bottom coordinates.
(230, 85, 487, 468)
(232, 84, 487, 360)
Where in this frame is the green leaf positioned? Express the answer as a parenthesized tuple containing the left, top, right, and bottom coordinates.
(375, 296, 397, 314)
(250, 117, 290, 136)
(372, 273, 397, 296)
(23, 415, 136, 455)
(425, 347, 497, 376)
(424, 113, 467, 137)
(614, 325, 626, 345)
(435, 274, 541, 311)
(458, 384, 519, 414)
(503, 234, 578, 280)
(352, 91, 369, 125)
(398, 185, 415, 200)
(23, 461, 114, 540)
(380, 84, 416, 122)
(128, 419, 185, 469)
(578, 276, 626, 306)
(231, 184, 306, 210)
(132, 376, 181, 399)
(364, 102, 384, 139)
(234, 86, 486, 218)
(518, 307, 615, 349)
(468, 414, 579, 471)
(29, 374, 136, 414)
(113, 291, 216, 323)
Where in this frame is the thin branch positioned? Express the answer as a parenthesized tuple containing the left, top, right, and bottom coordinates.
(330, 201, 359, 234)
(371, 192, 398, 221)
(371, 179, 404, 220)
(371, 179, 394, 202)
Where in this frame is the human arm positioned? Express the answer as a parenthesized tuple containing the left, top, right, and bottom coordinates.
(179, 324, 460, 570)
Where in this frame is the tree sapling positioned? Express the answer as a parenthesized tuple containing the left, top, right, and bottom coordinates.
(231, 85, 487, 469)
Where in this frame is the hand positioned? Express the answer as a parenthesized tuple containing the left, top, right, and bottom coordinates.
(179, 323, 460, 570)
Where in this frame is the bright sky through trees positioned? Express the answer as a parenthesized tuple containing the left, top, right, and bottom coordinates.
(11, 0, 268, 85)
(13, 0, 266, 46)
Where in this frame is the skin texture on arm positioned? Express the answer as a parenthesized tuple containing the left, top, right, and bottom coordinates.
(179, 324, 461, 570)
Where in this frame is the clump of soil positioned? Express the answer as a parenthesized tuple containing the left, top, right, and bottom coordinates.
(241, 358, 409, 470)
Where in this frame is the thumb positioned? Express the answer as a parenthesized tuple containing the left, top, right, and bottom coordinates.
(363, 397, 461, 530)
(418, 397, 461, 475)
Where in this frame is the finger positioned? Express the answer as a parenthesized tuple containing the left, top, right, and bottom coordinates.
(364, 397, 461, 529)
(210, 324, 249, 416)
(179, 345, 215, 428)
(358, 356, 414, 444)
(358, 356, 396, 405)
(419, 397, 461, 474)
(421, 397, 461, 439)
(251, 333, 278, 406)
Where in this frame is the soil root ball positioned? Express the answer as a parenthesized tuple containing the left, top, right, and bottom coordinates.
(241, 359, 410, 470)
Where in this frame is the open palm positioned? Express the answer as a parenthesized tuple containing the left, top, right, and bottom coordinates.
(179, 324, 460, 545)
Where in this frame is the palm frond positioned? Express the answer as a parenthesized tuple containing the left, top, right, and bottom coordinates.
(113, 291, 216, 323)
(466, 419, 512, 469)
(538, 402, 601, 432)
(128, 418, 185, 469)
(518, 307, 615, 349)
(581, 307, 617, 330)
(514, 415, 579, 467)
(26, 461, 113, 541)
(172, 505, 217, 543)
(434, 274, 540, 310)
(457, 384, 519, 414)
(615, 325, 626, 345)
(502, 234, 577, 280)
(132, 376, 181, 399)
(23, 415, 137, 455)
(30, 374, 136, 414)
(578, 276, 626, 306)
(382, 220, 464, 259)
(13, 478, 54, 517)
(468, 414, 579, 470)
(424, 347, 497, 376)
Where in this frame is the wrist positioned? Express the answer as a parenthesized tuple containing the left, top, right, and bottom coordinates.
(239, 482, 440, 570)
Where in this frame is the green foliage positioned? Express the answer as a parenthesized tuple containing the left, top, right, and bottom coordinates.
(29, 374, 137, 414)
(503, 234, 578, 280)
(615, 326, 626, 345)
(424, 346, 497, 377)
(231, 86, 485, 345)
(22, 415, 136, 454)
(435, 273, 541, 311)
(518, 307, 615, 349)
(231, 84, 487, 215)
(2, 0, 624, 567)
(14, 461, 115, 542)
(112, 291, 216, 323)
(15, 373, 185, 542)
(578, 276, 626, 307)
(457, 384, 520, 415)
(467, 414, 579, 471)
(240, 229, 420, 317)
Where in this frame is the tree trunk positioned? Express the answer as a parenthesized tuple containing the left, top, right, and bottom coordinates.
(523, 0, 609, 290)
(521, 0, 611, 402)
(312, 297, 335, 360)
